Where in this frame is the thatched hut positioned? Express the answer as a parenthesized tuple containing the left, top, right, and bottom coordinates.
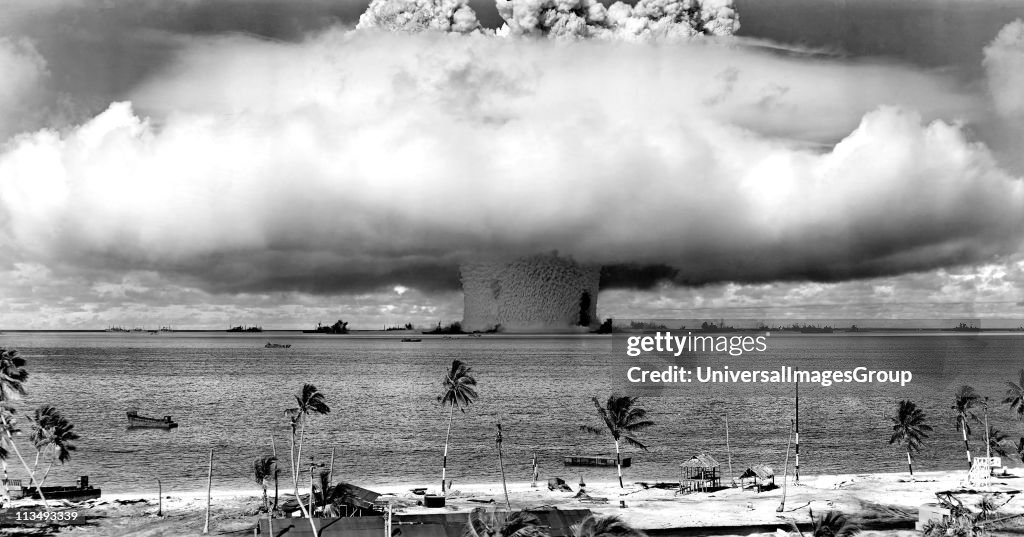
(679, 453, 720, 493)
(739, 465, 775, 492)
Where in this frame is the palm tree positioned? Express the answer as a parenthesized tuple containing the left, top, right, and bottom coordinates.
(0, 349, 38, 505)
(284, 384, 329, 533)
(0, 404, 18, 506)
(464, 508, 548, 537)
(438, 359, 478, 494)
(1003, 369, 1024, 421)
(789, 510, 859, 537)
(580, 395, 654, 488)
(28, 405, 79, 488)
(253, 455, 277, 513)
(889, 400, 932, 476)
(983, 425, 1012, 459)
(952, 385, 980, 469)
(571, 514, 648, 537)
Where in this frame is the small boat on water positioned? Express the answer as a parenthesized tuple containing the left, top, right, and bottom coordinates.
(265, 342, 292, 348)
(126, 410, 178, 429)
(400, 338, 422, 342)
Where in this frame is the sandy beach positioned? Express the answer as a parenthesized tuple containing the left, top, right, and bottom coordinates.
(6, 469, 1024, 536)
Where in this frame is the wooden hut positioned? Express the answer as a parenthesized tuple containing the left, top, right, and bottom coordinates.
(679, 453, 720, 493)
(738, 465, 775, 492)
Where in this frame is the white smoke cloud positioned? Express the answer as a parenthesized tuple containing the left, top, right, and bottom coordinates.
(983, 19, 1024, 118)
(495, 0, 739, 40)
(0, 30, 1020, 297)
(357, 0, 485, 34)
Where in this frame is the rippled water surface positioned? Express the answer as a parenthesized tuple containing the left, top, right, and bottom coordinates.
(2, 332, 1022, 494)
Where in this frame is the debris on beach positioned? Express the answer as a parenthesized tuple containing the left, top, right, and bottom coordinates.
(548, 477, 573, 492)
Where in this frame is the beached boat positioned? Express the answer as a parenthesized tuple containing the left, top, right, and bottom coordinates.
(265, 342, 292, 348)
(564, 455, 631, 467)
(22, 476, 101, 501)
(127, 410, 178, 429)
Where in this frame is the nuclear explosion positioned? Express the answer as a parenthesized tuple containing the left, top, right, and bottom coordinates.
(460, 254, 601, 332)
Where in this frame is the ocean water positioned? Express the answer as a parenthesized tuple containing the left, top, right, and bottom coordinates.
(1, 331, 1022, 495)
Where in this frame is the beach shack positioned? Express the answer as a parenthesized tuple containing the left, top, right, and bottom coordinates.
(738, 465, 775, 492)
(679, 453, 721, 493)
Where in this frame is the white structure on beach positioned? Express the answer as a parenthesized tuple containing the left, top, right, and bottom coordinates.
(460, 254, 600, 332)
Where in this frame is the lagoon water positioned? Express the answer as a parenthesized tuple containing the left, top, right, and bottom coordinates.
(2, 331, 1023, 494)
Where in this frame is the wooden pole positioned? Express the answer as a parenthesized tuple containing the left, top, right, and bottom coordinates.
(271, 435, 278, 458)
(724, 409, 733, 486)
(204, 449, 213, 534)
(777, 420, 793, 513)
(158, 479, 162, 517)
(795, 377, 800, 483)
(531, 452, 538, 488)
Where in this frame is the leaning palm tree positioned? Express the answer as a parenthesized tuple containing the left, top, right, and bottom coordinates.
(284, 384, 329, 534)
(438, 359, 478, 493)
(28, 405, 79, 489)
(0, 349, 43, 505)
(571, 514, 648, 537)
(253, 455, 278, 513)
(580, 395, 654, 488)
(889, 400, 932, 476)
(1003, 369, 1024, 421)
(952, 385, 980, 469)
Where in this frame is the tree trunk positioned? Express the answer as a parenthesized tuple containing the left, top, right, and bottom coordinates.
(962, 425, 972, 469)
(289, 425, 297, 494)
(907, 449, 914, 476)
(442, 403, 455, 493)
(497, 424, 510, 510)
(291, 420, 316, 537)
(615, 439, 623, 488)
(0, 416, 49, 512)
(262, 485, 269, 513)
(40, 459, 54, 488)
(274, 469, 279, 510)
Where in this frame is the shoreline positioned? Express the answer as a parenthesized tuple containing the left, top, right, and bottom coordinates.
(9, 469, 1023, 536)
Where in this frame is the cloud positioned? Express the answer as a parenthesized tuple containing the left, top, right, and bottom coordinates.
(0, 37, 50, 140)
(984, 20, 1024, 114)
(0, 29, 1020, 301)
(495, 0, 739, 40)
(358, 0, 485, 33)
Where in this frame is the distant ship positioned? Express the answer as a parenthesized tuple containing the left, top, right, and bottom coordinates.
(303, 320, 348, 334)
(227, 325, 262, 333)
(948, 322, 981, 332)
(105, 326, 130, 333)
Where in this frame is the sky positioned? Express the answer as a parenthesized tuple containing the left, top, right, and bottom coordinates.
(1, 0, 1024, 329)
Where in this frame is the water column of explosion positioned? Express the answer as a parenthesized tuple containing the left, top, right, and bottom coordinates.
(460, 254, 601, 332)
